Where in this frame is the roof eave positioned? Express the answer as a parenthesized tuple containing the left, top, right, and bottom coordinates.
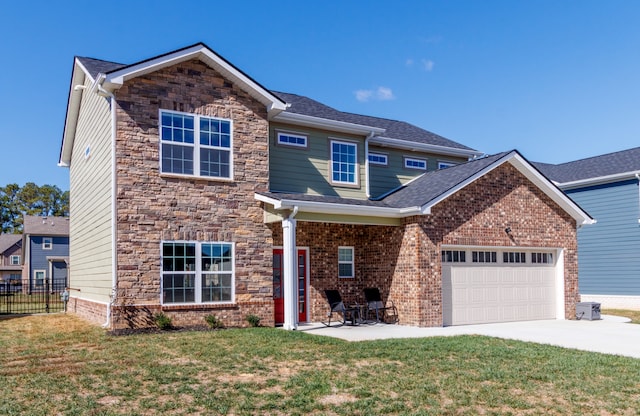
(556, 171, 640, 190)
(272, 111, 386, 136)
(369, 136, 483, 159)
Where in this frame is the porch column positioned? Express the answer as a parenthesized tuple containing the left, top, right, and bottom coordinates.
(282, 214, 298, 330)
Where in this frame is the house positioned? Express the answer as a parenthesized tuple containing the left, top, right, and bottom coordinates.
(0, 234, 22, 293)
(59, 43, 593, 330)
(535, 147, 640, 310)
(22, 215, 69, 294)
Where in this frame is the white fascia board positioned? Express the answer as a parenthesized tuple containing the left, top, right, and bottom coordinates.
(508, 154, 596, 225)
(369, 136, 484, 159)
(556, 171, 640, 190)
(272, 112, 386, 136)
(255, 193, 420, 218)
(101, 45, 286, 114)
(60, 60, 91, 166)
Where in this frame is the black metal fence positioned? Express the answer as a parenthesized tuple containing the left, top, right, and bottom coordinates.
(0, 278, 67, 315)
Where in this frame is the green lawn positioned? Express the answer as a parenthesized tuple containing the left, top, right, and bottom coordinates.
(1, 314, 639, 415)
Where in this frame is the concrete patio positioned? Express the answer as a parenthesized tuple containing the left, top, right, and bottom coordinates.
(294, 315, 640, 359)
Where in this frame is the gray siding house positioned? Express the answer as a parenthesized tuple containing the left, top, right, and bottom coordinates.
(536, 147, 640, 309)
(22, 215, 70, 293)
(0, 234, 22, 292)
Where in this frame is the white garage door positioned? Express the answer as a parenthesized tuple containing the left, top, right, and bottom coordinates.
(442, 249, 557, 326)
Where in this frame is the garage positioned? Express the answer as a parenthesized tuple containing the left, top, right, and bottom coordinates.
(442, 248, 560, 326)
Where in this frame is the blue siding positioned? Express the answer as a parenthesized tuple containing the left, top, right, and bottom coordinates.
(29, 236, 69, 290)
(566, 179, 640, 295)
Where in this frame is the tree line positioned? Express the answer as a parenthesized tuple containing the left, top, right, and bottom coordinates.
(0, 183, 69, 233)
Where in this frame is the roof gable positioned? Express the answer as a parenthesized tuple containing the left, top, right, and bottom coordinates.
(0, 234, 21, 254)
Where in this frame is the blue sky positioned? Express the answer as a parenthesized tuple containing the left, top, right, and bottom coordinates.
(2, 1, 639, 191)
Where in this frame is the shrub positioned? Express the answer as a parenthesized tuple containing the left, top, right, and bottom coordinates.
(204, 314, 223, 329)
(153, 312, 173, 330)
(245, 314, 261, 327)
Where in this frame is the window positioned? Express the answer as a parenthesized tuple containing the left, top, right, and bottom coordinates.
(442, 250, 466, 263)
(162, 241, 234, 304)
(438, 161, 456, 169)
(404, 157, 427, 170)
(338, 246, 354, 278)
(503, 252, 526, 263)
(532, 252, 554, 264)
(34, 270, 45, 287)
(472, 251, 497, 263)
(277, 132, 307, 148)
(160, 110, 232, 179)
(43, 238, 53, 250)
(368, 152, 388, 166)
(10, 255, 20, 265)
(331, 140, 357, 185)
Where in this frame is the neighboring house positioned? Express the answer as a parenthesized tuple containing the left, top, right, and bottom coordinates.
(59, 43, 593, 330)
(0, 234, 23, 293)
(535, 147, 640, 310)
(22, 215, 69, 294)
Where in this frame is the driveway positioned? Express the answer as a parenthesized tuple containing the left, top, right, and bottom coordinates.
(296, 315, 640, 359)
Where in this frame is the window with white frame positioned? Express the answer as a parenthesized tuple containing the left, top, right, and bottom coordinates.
(472, 251, 497, 263)
(503, 252, 526, 263)
(160, 110, 232, 179)
(531, 252, 554, 264)
(438, 161, 456, 169)
(442, 250, 466, 263)
(331, 140, 357, 184)
(10, 255, 20, 265)
(34, 270, 45, 287)
(368, 152, 388, 166)
(277, 132, 308, 148)
(338, 246, 354, 278)
(43, 238, 53, 250)
(404, 157, 427, 170)
(162, 241, 234, 304)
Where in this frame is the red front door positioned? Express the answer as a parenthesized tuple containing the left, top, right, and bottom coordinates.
(273, 249, 307, 325)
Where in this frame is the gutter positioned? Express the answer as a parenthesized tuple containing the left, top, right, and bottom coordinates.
(364, 132, 375, 198)
(637, 173, 640, 224)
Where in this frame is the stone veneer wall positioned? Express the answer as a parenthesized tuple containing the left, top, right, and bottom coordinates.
(109, 60, 273, 330)
(272, 163, 579, 327)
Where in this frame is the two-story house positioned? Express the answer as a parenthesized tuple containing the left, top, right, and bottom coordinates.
(0, 234, 22, 293)
(22, 215, 69, 294)
(59, 43, 593, 330)
(536, 147, 640, 310)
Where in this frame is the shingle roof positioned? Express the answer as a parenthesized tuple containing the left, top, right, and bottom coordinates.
(74, 55, 476, 153)
(534, 147, 640, 184)
(22, 216, 69, 236)
(0, 234, 21, 254)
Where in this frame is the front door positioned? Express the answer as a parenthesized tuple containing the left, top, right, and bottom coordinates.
(273, 249, 307, 325)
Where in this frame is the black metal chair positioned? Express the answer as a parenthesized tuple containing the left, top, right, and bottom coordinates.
(364, 288, 398, 324)
(323, 289, 360, 326)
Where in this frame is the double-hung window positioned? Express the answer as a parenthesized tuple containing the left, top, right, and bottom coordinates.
(10, 255, 20, 265)
(338, 246, 354, 278)
(331, 140, 357, 185)
(162, 241, 234, 304)
(160, 110, 232, 179)
(43, 238, 53, 250)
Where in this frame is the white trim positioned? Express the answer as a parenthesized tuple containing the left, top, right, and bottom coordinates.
(368, 152, 388, 166)
(33, 269, 46, 287)
(276, 131, 308, 148)
(369, 136, 483, 159)
(9, 255, 20, 265)
(273, 111, 386, 136)
(42, 237, 53, 250)
(338, 246, 355, 278)
(330, 139, 359, 186)
(556, 170, 640, 190)
(404, 156, 427, 170)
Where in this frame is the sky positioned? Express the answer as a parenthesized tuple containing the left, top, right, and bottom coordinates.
(1, 1, 639, 191)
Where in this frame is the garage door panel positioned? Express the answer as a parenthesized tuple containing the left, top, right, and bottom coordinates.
(444, 255, 556, 326)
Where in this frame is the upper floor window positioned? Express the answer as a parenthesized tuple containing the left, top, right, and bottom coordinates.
(43, 238, 53, 250)
(162, 241, 234, 304)
(331, 140, 357, 185)
(10, 255, 20, 265)
(438, 161, 456, 169)
(160, 110, 232, 179)
(368, 152, 388, 166)
(338, 246, 354, 278)
(277, 132, 308, 148)
(404, 157, 427, 170)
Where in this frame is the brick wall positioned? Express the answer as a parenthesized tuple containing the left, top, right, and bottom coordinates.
(272, 162, 578, 327)
(110, 60, 274, 330)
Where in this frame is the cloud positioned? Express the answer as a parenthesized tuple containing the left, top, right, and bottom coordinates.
(421, 59, 434, 71)
(355, 87, 395, 102)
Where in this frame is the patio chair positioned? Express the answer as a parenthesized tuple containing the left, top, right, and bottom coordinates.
(363, 288, 398, 324)
(322, 289, 360, 326)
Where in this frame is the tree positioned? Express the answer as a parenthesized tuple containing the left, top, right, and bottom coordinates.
(0, 183, 69, 233)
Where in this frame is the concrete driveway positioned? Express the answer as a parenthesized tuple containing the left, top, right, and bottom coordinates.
(296, 315, 640, 359)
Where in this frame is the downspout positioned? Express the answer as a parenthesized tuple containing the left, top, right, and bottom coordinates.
(365, 132, 375, 198)
(97, 81, 118, 329)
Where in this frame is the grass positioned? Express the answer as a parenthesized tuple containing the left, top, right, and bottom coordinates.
(603, 308, 640, 324)
(1, 314, 640, 415)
